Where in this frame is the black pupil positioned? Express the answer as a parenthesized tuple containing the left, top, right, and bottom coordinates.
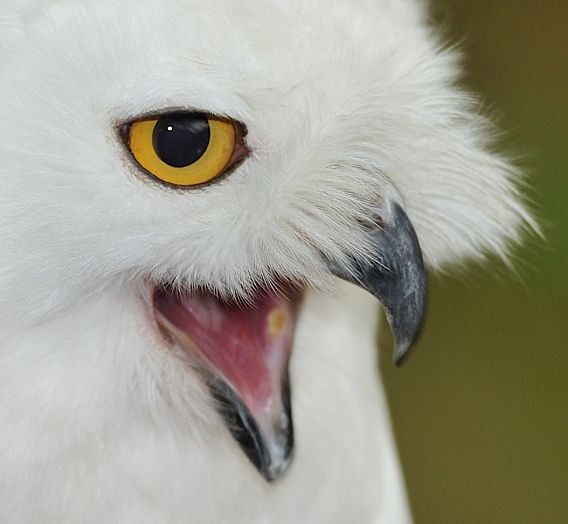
(153, 113, 211, 168)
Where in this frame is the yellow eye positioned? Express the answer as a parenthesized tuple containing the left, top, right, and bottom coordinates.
(127, 113, 239, 187)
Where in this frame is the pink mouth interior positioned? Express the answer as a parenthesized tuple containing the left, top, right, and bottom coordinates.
(152, 284, 302, 418)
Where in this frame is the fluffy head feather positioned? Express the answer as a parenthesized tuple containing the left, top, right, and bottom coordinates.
(0, 0, 531, 319)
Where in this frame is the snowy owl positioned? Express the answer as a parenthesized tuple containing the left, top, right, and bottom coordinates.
(0, 0, 530, 522)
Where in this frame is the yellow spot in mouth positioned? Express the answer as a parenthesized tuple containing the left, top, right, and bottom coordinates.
(268, 308, 288, 338)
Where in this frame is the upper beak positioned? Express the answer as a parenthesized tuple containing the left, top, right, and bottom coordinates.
(328, 201, 427, 364)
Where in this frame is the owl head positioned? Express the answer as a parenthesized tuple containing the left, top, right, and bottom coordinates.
(0, 0, 531, 484)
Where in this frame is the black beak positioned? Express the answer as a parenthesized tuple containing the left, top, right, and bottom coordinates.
(329, 202, 427, 364)
(209, 375, 294, 482)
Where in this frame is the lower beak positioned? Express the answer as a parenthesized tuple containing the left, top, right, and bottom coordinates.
(209, 372, 294, 481)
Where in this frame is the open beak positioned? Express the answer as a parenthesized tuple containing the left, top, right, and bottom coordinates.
(153, 285, 301, 482)
(152, 200, 426, 482)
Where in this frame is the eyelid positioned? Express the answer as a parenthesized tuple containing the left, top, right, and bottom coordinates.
(118, 112, 248, 148)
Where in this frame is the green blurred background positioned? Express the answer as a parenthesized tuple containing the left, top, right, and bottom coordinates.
(382, 1, 568, 523)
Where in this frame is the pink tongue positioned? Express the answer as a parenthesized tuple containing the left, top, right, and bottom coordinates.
(153, 287, 300, 419)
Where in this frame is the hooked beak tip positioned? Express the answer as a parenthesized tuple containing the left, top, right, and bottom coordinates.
(328, 201, 428, 364)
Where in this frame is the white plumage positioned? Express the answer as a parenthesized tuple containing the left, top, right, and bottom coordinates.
(0, 0, 530, 522)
